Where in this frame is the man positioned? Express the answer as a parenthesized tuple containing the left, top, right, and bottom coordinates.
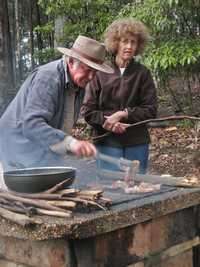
(0, 35, 114, 171)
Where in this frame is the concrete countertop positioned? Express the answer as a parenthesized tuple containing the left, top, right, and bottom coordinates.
(0, 187, 199, 241)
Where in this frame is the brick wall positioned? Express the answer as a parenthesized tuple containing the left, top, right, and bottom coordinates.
(0, 207, 198, 267)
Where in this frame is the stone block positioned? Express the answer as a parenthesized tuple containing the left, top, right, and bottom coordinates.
(1, 236, 73, 267)
(127, 262, 144, 267)
(0, 259, 28, 267)
(129, 207, 196, 258)
(129, 221, 152, 257)
(161, 249, 193, 267)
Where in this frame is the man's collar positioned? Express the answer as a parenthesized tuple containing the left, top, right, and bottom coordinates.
(62, 55, 80, 92)
(62, 55, 69, 84)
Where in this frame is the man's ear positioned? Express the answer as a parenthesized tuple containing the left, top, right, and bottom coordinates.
(68, 57, 74, 68)
(67, 57, 75, 73)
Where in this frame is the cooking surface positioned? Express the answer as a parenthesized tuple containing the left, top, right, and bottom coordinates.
(0, 155, 199, 241)
(65, 155, 176, 205)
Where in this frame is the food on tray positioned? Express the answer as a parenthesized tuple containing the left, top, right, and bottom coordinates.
(112, 180, 161, 194)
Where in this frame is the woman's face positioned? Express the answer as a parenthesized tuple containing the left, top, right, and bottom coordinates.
(116, 34, 138, 62)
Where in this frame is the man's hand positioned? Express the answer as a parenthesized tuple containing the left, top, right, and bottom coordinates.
(70, 140, 97, 157)
(50, 136, 97, 157)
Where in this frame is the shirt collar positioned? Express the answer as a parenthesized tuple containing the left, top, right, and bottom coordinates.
(62, 55, 80, 92)
(62, 55, 69, 84)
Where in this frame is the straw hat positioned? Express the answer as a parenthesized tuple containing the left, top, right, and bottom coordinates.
(57, 35, 114, 74)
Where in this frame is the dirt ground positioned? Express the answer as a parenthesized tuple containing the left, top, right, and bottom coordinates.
(148, 126, 200, 178)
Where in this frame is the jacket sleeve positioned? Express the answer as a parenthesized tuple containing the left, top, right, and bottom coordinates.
(22, 69, 66, 147)
(81, 76, 106, 130)
(126, 69, 157, 123)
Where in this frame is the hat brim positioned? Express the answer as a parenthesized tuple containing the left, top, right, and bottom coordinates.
(57, 47, 114, 74)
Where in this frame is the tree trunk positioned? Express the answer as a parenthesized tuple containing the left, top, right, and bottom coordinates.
(35, 0, 43, 64)
(0, 0, 14, 89)
(15, 0, 23, 81)
(0, 0, 15, 115)
(54, 16, 66, 47)
(29, 0, 35, 70)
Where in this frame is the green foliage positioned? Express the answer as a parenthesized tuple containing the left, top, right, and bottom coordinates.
(34, 22, 54, 39)
(119, 0, 200, 114)
(145, 39, 200, 73)
(176, 119, 194, 129)
(119, 0, 200, 71)
(38, 0, 129, 43)
(33, 48, 56, 64)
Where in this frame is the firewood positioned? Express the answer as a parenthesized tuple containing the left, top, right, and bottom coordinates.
(47, 200, 76, 209)
(78, 190, 103, 197)
(62, 196, 89, 205)
(76, 190, 103, 201)
(0, 186, 112, 222)
(64, 196, 107, 210)
(76, 195, 97, 201)
(0, 192, 66, 212)
(35, 208, 72, 218)
(84, 200, 108, 211)
(0, 206, 42, 226)
(97, 197, 112, 205)
(43, 178, 74, 194)
(0, 197, 11, 205)
(57, 188, 80, 195)
(0, 203, 30, 215)
(11, 191, 63, 200)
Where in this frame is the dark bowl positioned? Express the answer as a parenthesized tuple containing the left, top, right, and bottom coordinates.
(4, 167, 76, 193)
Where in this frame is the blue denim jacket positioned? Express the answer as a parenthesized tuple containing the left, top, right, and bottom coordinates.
(0, 59, 75, 170)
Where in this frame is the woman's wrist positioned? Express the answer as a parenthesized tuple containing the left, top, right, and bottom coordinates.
(121, 109, 128, 119)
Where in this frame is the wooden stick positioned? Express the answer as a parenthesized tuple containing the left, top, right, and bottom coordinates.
(0, 197, 11, 205)
(35, 208, 72, 218)
(97, 197, 112, 205)
(0, 192, 66, 212)
(93, 115, 200, 141)
(0, 203, 29, 215)
(77, 190, 103, 200)
(44, 178, 74, 194)
(75, 195, 97, 201)
(62, 196, 89, 205)
(63, 196, 107, 211)
(47, 200, 76, 209)
(10, 191, 64, 200)
(78, 190, 103, 196)
(57, 188, 80, 196)
(0, 206, 42, 226)
(85, 200, 108, 211)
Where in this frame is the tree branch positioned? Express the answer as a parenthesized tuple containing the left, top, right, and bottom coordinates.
(92, 115, 200, 142)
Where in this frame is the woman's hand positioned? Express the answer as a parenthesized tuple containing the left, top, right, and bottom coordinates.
(103, 121, 129, 134)
(103, 110, 129, 133)
(104, 110, 128, 124)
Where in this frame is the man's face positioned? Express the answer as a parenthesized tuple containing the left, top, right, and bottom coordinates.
(68, 59, 97, 88)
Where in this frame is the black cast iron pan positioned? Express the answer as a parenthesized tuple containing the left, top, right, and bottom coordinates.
(3, 167, 76, 193)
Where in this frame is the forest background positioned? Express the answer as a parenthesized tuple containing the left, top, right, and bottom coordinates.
(0, 0, 200, 177)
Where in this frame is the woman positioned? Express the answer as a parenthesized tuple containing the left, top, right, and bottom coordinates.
(82, 18, 157, 174)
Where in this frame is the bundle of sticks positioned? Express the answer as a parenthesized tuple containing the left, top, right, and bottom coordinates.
(0, 178, 112, 226)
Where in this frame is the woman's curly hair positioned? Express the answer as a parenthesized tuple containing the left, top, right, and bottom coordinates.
(104, 18, 150, 56)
